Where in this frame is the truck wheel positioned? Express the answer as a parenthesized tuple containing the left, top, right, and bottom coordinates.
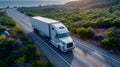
(58, 45, 61, 50)
(34, 28, 37, 33)
(45, 37, 49, 41)
(58, 46, 63, 52)
(34, 28, 38, 33)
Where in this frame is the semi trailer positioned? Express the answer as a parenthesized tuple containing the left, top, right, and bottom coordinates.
(31, 16, 75, 52)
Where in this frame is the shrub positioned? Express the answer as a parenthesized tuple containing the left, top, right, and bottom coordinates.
(106, 31, 115, 37)
(87, 27, 94, 37)
(101, 37, 120, 49)
(106, 27, 117, 37)
(14, 25, 22, 34)
(0, 34, 6, 40)
(81, 22, 91, 28)
(30, 60, 47, 67)
(108, 27, 117, 31)
(95, 17, 113, 28)
(0, 61, 7, 67)
(76, 27, 87, 38)
(15, 57, 25, 65)
(70, 28, 77, 33)
(0, 26, 5, 31)
(22, 44, 36, 61)
(103, 18, 112, 28)
(112, 17, 120, 28)
(0, 39, 8, 45)
(76, 27, 94, 38)
(95, 17, 105, 28)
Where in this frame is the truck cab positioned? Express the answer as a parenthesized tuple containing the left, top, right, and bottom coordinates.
(50, 23, 75, 52)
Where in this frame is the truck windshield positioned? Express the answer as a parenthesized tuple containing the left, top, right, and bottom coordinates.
(58, 33, 69, 38)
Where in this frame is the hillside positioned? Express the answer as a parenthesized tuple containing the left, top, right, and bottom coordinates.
(18, 3, 120, 52)
(65, 0, 120, 9)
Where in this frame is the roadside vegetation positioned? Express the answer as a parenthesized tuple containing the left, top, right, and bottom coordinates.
(0, 10, 52, 67)
(17, 2, 120, 53)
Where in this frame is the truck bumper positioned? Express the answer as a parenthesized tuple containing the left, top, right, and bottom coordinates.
(63, 46, 75, 52)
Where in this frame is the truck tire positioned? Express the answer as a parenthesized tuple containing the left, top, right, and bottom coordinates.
(44, 36, 49, 41)
(58, 45, 63, 52)
(58, 45, 60, 50)
(34, 28, 38, 33)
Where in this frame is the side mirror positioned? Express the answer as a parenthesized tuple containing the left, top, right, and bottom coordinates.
(73, 40, 75, 42)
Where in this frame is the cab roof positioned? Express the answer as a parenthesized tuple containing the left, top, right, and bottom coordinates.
(53, 23, 69, 34)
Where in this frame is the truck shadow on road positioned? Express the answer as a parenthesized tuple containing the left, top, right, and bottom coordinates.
(75, 44, 115, 67)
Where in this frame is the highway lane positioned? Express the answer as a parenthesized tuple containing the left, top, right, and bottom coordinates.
(7, 9, 120, 67)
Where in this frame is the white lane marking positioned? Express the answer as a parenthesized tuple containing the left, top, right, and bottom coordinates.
(8, 10, 72, 67)
(74, 38, 120, 64)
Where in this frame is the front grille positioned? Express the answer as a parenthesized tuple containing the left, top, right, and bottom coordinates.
(67, 42, 73, 48)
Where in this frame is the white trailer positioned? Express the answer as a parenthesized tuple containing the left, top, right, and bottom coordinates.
(31, 16, 75, 52)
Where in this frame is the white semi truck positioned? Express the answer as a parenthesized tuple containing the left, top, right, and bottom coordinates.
(31, 16, 75, 52)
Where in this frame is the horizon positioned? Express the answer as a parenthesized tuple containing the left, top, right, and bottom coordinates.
(0, 0, 80, 8)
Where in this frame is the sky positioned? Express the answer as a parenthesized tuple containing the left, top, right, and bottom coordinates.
(0, 0, 79, 1)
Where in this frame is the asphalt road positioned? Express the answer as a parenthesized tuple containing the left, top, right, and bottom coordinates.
(7, 9, 120, 67)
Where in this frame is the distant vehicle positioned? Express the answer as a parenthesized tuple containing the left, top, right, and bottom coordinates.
(31, 16, 75, 52)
